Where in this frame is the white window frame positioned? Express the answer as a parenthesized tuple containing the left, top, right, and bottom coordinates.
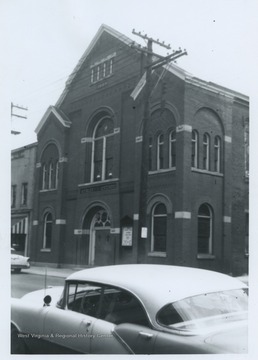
(55, 160, 59, 189)
(157, 133, 164, 170)
(192, 130, 198, 168)
(151, 203, 167, 253)
(203, 133, 210, 170)
(42, 164, 47, 190)
(91, 118, 114, 182)
(49, 162, 54, 189)
(43, 212, 53, 249)
(169, 130, 176, 168)
(214, 136, 221, 172)
(198, 204, 213, 255)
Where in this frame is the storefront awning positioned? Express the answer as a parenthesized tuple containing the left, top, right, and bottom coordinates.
(11, 216, 28, 234)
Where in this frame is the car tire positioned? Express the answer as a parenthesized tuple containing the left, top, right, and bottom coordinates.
(11, 327, 28, 354)
(14, 268, 21, 273)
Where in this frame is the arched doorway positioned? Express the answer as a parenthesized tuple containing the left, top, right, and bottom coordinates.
(81, 207, 114, 267)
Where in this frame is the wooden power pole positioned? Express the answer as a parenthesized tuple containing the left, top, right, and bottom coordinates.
(131, 30, 187, 242)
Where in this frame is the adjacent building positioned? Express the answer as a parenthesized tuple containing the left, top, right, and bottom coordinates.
(28, 25, 248, 275)
(11, 143, 37, 256)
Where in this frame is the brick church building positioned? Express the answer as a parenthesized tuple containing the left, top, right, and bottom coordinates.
(30, 24, 249, 275)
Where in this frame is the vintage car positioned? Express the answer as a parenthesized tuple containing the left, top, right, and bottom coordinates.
(11, 248, 30, 273)
(11, 264, 248, 354)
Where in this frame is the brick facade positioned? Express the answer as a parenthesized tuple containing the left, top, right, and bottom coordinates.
(29, 25, 248, 275)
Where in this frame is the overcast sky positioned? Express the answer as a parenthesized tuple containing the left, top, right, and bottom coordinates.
(1, 0, 257, 150)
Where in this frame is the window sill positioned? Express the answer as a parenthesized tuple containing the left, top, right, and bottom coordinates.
(40, 188, 57, 193)
(148, 252, 167, 258)
(40, 248, 51, 252)
(78, 178, 119, 187)
(191, 168, 223, 177)
(149, 168, 176, 175)
(197, 254, 215, 260)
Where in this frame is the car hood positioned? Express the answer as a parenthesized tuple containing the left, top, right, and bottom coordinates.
(11, 254, 29, 261)
(21, 286, 64, 306)
(204, 321, 248, 353)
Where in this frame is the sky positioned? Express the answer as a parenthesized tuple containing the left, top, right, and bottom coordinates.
(0, 0, 257, 150)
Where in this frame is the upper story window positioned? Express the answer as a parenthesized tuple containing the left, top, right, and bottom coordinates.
(91, 118, 114, 182)
(11, 185, 17, 208)
(21, 183, 28, 206)
(203, 133, 210, 170)
(198, 204, 213, 256)
(157, 134, 164, 170)
(169, 130, 176, 168)
(90, 53, 116, 84)
(214, 136, 221, 172)
(149, 137, 153, 171)
(151, 203, 167, 253)
(191, 130, 199, 168)
(43, 212, 53, 249)
(40, 144, 59, 191)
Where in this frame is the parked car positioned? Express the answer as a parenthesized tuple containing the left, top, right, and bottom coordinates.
(11, 264, 248, 354)
(11, 248, 30, 273)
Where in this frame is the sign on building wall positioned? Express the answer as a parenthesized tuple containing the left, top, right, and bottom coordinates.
(122, 227, 133, 246)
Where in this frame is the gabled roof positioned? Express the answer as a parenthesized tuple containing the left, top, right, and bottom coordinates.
(35, 105, 72, 134)
(55, 24, 248, 108)
(56, 24, 136, 107)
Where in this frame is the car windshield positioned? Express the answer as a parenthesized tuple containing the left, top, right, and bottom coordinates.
(157, 288, 248, 332)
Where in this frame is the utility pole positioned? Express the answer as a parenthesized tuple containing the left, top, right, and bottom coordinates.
(11, 102, 28, 135)
(131, 30, 187, 244)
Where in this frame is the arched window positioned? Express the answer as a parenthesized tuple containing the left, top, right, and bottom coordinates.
(40, 144, 59, 190)
(151, 203, 167, 253)
(49, 162, 54, 189)
(157, 134, 164, 170)
(214, 136, 221, 172)
(203, 133, 210, 170)
(55, 160, 59, 189)
(92, 118, 114, 182)
(191, 130, 198, 168)
(149, 137, 153, 171)
(43, 212, 53, 249)
(42, 164, 47, 190)
(198, 204, 213, 255)
(169, 130, 176, 168)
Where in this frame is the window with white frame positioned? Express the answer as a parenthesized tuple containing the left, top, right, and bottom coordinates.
(90, 54, 115, 84)
(197, 204, 213, 255)
(49, 162, 54, 189)
(42, 164, 47, 190)
(203, 133, 210, 170)
(43, 212, 53, 249)
(149, 137, 153, 171)
(92, 118, 114, 182)
(157, 134, 164, 170)
(214, 136, 221, 172)
(169, 130, 176, 168)
(21, 183, 28, 206)
(55, 160, 59, 189)
(191, 130, 198, 168)
(151, 203, 167, 253)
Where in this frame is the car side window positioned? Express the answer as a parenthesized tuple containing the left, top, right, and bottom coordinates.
(66, 282, 102, 316)
(101, 287, 149, 327)
(65, 281, 149, 327)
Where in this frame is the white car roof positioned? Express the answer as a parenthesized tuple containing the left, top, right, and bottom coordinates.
(67, 265, 246, 316)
